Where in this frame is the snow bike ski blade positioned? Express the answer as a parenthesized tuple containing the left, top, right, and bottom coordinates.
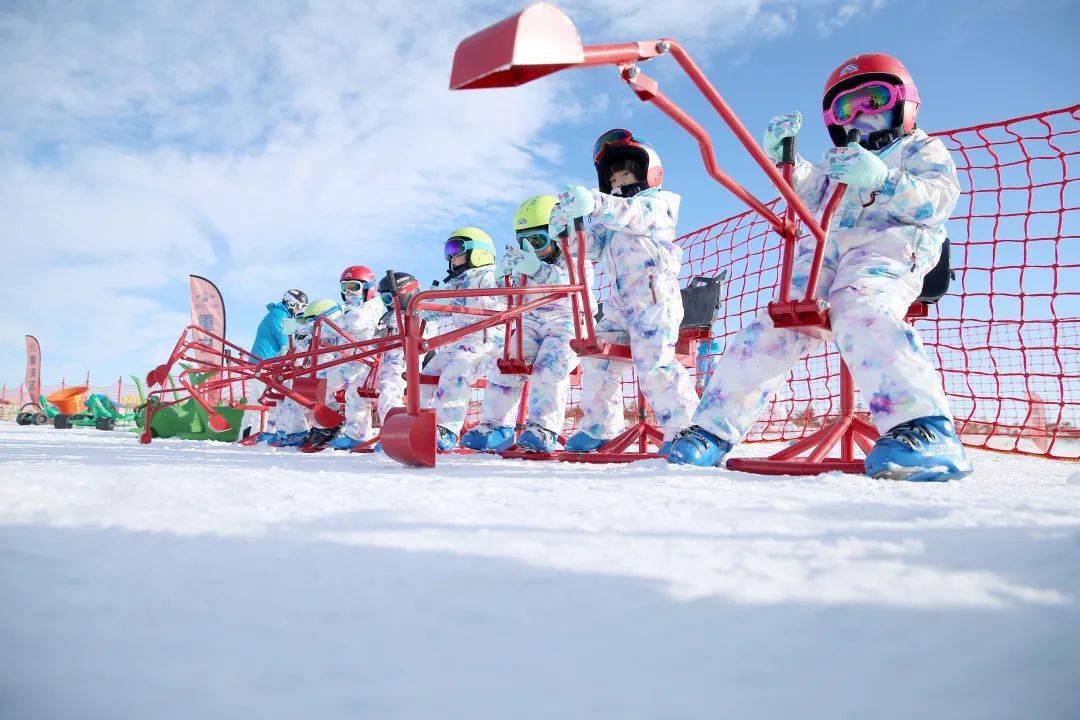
(312, 402, 345, 429)
(380, 408, 437, 468)
(207, 412, 231, 433)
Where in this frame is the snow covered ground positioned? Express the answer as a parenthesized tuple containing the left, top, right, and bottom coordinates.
(1, 422, 1078, 720)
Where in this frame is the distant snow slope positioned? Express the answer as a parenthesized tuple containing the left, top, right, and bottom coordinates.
(1, 423, 1078, 720)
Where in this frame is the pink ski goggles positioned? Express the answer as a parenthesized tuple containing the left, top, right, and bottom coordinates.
(823, 80, 919, 125)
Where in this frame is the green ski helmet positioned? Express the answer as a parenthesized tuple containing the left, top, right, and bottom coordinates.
(300, 299, 343, 322)
(443, 226, 495, 276)
(513, 194, 559, 257)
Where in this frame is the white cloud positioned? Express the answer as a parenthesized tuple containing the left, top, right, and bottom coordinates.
(0, 1, 572, 381)
(817, 0, 891, 36)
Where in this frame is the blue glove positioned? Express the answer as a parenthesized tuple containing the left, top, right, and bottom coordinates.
(513, 242, 542, 277)
(558, 184, 596, 218)
(762, 111, 801, 163)
(824, 142, 888, 191)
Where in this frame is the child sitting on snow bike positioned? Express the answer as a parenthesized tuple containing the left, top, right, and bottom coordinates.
(264, 299, 345, 448)
(554, 129, 699, 455)
(668, 53, 972, 482)
(418, 227, 505, 452)
(328, 271, 427, 451)
(460, 194, 595, 454)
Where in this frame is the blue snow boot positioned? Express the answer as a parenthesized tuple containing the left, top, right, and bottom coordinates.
(657, 440, 672, 457)
(436, 425, 459, 452)
(269, 430, 310, 448)
(516, 424, 559, 453)
(667, 425, 733, 467)
(255, 430, 284, 445)
(864, 416, 973, 482)
(330, 433, 364, 451)
(460, 423, 516, 452)
(564, 431, 609, 453)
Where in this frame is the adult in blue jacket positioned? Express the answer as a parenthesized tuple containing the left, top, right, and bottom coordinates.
(252, 289, 308, 360)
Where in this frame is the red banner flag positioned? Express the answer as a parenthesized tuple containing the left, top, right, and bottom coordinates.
(24, 335, 41, 407)
(189, 275, 227, 404)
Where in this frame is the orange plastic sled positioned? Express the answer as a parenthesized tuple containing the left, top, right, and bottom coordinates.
(46, 386, 89, 415)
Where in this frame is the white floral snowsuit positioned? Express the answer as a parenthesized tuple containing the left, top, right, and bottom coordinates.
(333, 298, 385, 441)
(577, 187, 699, 440)
(265, 332, 315, 435)
(478, 249, 595, 435)
(692, 128, 959, 443)
(420, 266, 505, 436)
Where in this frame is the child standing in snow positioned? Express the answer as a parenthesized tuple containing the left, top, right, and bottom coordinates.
(668, 53, 971, 481)
(419, 228, 505, 451)
(460, 194, 595, 453)
(555, 129, 698, 453)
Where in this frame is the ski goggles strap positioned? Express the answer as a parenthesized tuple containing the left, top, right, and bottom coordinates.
(823, 80, 919, 125)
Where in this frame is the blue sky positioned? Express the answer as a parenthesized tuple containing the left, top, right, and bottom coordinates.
(1, 0, 1077, 386)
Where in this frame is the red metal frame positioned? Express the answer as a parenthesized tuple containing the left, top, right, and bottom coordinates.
(141, 315, 398, 445)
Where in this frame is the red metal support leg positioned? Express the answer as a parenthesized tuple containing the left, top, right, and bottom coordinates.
(726, 358, 879, 475)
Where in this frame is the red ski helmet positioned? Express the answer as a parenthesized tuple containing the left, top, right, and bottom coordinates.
(822, 53, 919, 148)
(593, 129, 663, 196)
(339, 265, 377, 301)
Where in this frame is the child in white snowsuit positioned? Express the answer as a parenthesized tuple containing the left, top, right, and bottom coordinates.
(339, 271, 426, 445)
(419, 227, 505, 450)
(461, 195, 595, 453)
(327, 266, 385, 449)
(266, 299, 345, 447)
(669, 53, 972, 482)
(557, 129, 699, 453)
(263, 328, 311, 441)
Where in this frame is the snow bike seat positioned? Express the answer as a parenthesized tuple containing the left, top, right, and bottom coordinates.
(907, 238, 954, 320)
(571, 274, 725, 365)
